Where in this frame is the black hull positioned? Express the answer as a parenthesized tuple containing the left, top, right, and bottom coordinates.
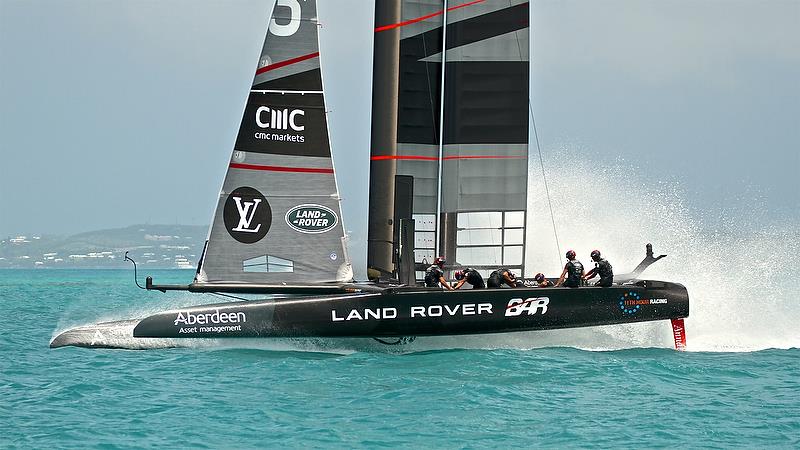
(50, 280, 688, 348)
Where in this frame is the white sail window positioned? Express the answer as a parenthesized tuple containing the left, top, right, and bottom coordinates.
(413, 214, 437, 231)
(503, 229, 523, 245)
(503, 246, 523, 266)
(457, 229, 502, 246)
(415, 232, 436, 250)
(457, 212, 502, 229)
(504, 211, 525, 228)
(242, 255, 294, 273)
(415, 249, 435, 264)
(454, 210, 525, 274)
(457, 247, 502, 266)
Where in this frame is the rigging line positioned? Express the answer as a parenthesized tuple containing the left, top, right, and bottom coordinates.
(525, 1, 562, 266)
(531, 106, 561, 266)
(434, 0, 449, 259)
(210, 292, 257, 302)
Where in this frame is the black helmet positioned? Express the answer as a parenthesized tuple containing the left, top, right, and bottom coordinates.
(454, 270, 465, 280)
(433, 256, 446, 267)
(590, 249, 601, 260)
(566, 250, 576, 260)
(534, 273, 545, 282)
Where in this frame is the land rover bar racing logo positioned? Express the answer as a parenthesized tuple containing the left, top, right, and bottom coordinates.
(223, 187, 272, 243)
(285, 204, 338, 234)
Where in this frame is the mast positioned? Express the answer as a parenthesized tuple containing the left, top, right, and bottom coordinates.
(368, 1, 447, 278)
(367, 0, 402, 277)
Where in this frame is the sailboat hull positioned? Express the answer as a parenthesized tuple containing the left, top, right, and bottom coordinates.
(51, 281, 687, 348)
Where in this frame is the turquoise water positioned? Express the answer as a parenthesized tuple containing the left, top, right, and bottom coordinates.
(2, 269, 799, 448)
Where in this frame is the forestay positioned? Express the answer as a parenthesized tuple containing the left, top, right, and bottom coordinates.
(197, 0, 351, 284)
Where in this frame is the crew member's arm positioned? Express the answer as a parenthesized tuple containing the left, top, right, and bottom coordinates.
(503, 272, 517, 287)
(583, 267, 597, 280)
(452, 279, 466, 290)
(439, 276, 454, 290)
(555, 266, 568, 286)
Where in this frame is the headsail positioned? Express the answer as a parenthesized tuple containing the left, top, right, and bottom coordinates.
(197, 0, 351, 284)
(368, 0, 529, 279)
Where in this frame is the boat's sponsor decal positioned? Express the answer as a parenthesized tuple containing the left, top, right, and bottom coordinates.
(174, 309, 247, 335)
(505, 297, 549, 316)
(619, 292, 666, 315)
(254, 107, 305, 143)
(331, 303, 493, 322)
(285, 204, 338, 234)
(224, 187, 272, 244)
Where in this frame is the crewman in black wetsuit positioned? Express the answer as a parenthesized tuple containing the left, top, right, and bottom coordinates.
(424, 256, 453, 290)
(452, 268, 485, 290)
(583, 249, 614, 287)
(533, 272, 554, 287)
(556, 250, 584, 287)
(487, 268, 518, 288)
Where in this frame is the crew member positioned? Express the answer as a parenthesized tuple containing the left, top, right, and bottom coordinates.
(452, 268, 485, 290)
(424, 256, 453, 290)
(488, 268, 518, 288)
(583, 250, 614, 287)
(556, 250, 584, 287)
(534, 273, 554, 287)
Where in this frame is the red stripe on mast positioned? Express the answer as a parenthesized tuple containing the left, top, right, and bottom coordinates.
(371, 154, 525, 161)
(255, 52, 320, 75)
(371, 155, 439, 161)
(229, 162, 333, 174)
(374, 0, 486, 32)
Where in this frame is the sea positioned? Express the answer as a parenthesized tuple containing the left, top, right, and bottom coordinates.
(2, 267, 799, 449)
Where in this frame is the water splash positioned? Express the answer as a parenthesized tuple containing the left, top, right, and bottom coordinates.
(524, 152, 800, 352)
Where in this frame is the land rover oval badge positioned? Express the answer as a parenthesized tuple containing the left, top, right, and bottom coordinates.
(285, 204, 338, 234)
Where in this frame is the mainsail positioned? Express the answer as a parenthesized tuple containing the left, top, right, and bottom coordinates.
(369, 0, 529, 278)
(197, 0, 351, 284)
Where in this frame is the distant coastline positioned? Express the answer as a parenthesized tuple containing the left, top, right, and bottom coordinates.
(0, 225, 207, 269)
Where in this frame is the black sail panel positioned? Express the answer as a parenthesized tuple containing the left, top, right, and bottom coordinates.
(197, 0, 351, 284)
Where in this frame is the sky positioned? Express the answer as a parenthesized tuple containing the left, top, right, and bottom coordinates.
(1, 0, 798, 245)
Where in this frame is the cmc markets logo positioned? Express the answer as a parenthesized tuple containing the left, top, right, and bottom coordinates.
(255, 106, 305, 131)
(285, 204, 338, 234)
(223, 187, 272, 244)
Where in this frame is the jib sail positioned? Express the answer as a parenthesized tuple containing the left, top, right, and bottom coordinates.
(368, 0, 529, 278)
(196, 0, 351, 284)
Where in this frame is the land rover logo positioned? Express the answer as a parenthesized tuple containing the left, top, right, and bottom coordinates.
(223, 187, 272, 244)
(285, 204, 338, 234)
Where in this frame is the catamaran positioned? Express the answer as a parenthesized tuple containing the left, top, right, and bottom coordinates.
(51, 0, 689, 350)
